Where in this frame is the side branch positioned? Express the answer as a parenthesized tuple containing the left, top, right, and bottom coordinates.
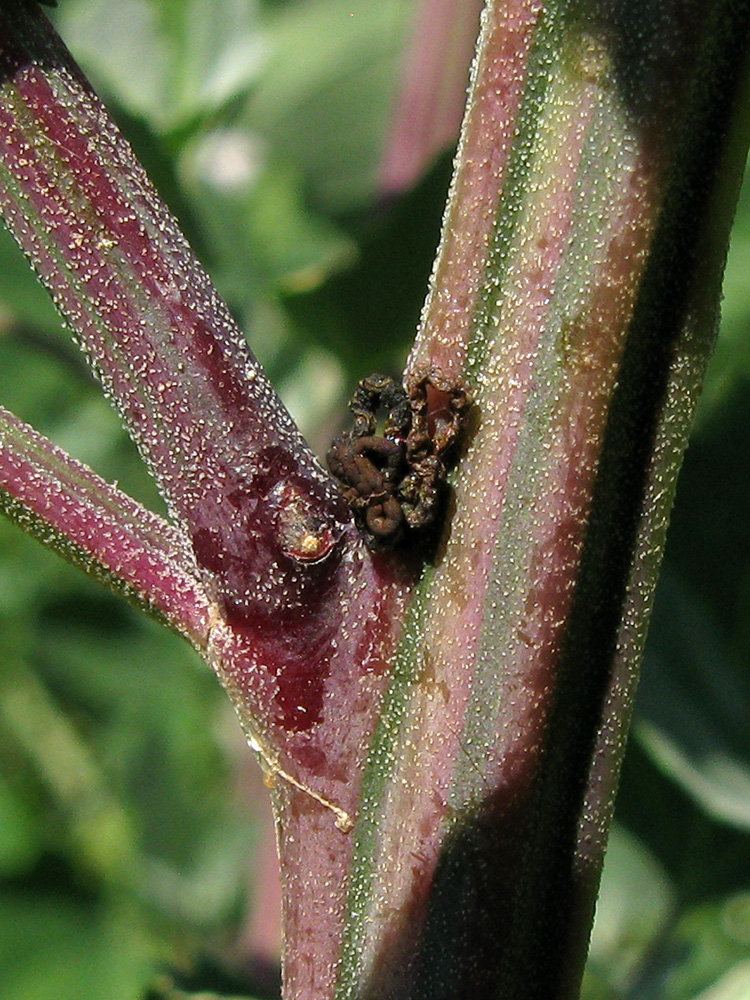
(0, 4, 352, 624)
(0, 405, 210, 643)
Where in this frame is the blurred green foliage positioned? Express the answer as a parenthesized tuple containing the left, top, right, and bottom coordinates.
(0, 0, 748, 998)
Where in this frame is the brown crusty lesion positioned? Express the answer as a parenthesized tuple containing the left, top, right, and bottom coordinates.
(326, 373, 472, 553)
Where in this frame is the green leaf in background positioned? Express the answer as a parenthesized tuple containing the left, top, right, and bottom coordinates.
(0, 774, 42, 877)
(691, 960, 750, 1000)
(57, 0, 265, 132)
(635, 571, 750, 830)
(663, 896, 750, 1000)
(245, 0, 413, 209)
(583, 834, 750, 1000)
(182, 140, 355, 297)
(179, 130, 355, 408)
(583, 825, 675, 999)
(696, 160, 750, 424)
(155, 988, 265, 1000)
(0, 554, 255, 994)
(0, 893, 154, 1000)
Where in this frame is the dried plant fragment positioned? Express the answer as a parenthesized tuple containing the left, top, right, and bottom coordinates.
(327, 372, 471, 554)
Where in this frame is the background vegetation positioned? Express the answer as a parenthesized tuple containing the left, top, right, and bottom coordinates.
(0, 1, 748, 997)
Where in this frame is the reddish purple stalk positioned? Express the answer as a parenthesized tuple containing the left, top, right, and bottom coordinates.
(378, 0, 485, 196)
(0, 404, 209, 643)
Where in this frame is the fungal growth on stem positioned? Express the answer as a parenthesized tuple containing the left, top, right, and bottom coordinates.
(327, 373, 471, 553)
